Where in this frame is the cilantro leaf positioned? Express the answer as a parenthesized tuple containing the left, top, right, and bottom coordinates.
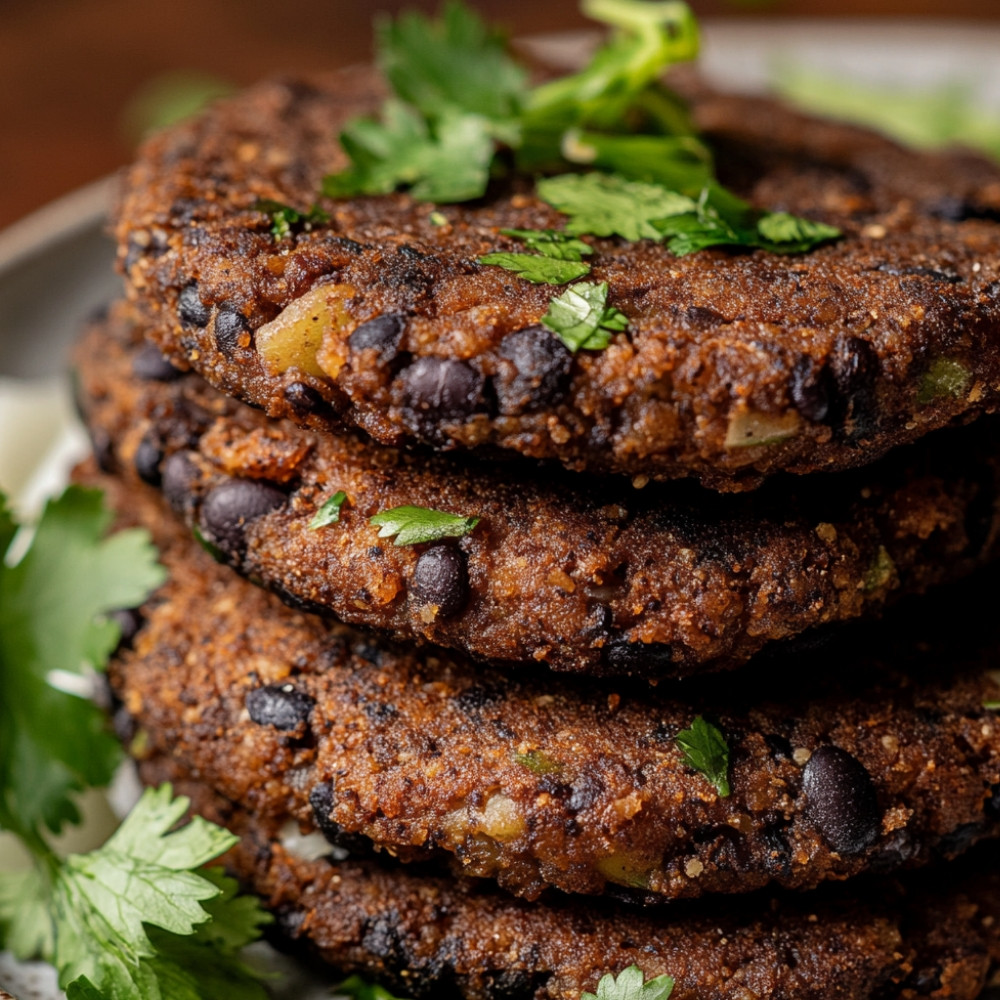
(537, 173, 695, 241)
(675, 716, 730, 797)
(541, 281, 628, 352)
(310, 490, 348, 530)
(254, 198, 330, 240)
(323, 101, 495, 203)
(755, 211, 843, 252)
(582, 965, 675, 1000)
(499, 228, 594, 261)
(375, 0, 527, 129)
(478, 252, 591, 284)
(0, 486, 165, 839)
(371, 505, 480, 546)
(337, 974, 412, 1000)
(1, 785, 271, 1000)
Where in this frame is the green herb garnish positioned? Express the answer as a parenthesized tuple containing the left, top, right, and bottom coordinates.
(478, 252, 591, 284)
(254, 198, 330, 240)
(675, 716, 731, 797)
(310, 490, 348, 529)
(337, 975, 412, 1000)
(0, 488, 272, 998)
(542, 281, 628, 352)
(582, 965, 675, 1000)
(499, 228, 593, 261)
(370, 505, 480, 545)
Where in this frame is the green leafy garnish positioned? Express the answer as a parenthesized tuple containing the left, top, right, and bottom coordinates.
(499, 228, 594, 261)
(0, 785, 271, 999)
(478, 252, 591, 284)
(0, 486, 165, 841)
(336, 974, 412, 1000)
(254, 198, 330, 239)
(310, 490, 348, 530)
(371, 505, 480, 546)
(541, 281, 628, 352)
(323, 101, 496, 203)
(582, 964, 675, 1000)
(539, 173, 840, 255)
(675, 716, 731, 797)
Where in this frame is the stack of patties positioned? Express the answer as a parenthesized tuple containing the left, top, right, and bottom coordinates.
(72, 7, 1000, 999)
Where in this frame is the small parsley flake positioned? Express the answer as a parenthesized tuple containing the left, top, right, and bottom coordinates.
(541, 281, 628, 352)
(478, 252, 591, 284)
(370, 505, 480, 546)
(675, 716, 731, 797)
(310, 491, 348, 530)
(254, 198, 330, 239)
(582, 965, 675, 1000)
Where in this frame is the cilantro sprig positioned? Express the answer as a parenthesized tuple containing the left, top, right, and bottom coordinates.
(582, 965, 675, 1000)
(371, 505, 481, 545)
(542, 281, 628, 352)
(675, 716, 731, 797)
(0, 487, 272, 999)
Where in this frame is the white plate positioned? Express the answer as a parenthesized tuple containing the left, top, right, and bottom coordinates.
(2, 20, 999, 1000)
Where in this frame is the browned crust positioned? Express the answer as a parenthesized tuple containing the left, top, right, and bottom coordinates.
(88, 464, 1000, 903)
(76, 303, 1000, 677)
(142, 753, 1000, 1000)
(114, 69, 1000, 490)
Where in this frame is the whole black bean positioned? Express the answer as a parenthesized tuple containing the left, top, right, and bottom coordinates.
(178, 283, 210, 328)
(802, 744, 880, 855)
(132, 343, 183, 382)
(200, 478, 286, 553)
(789, 355, 831, 423)
(245, 682, 315, 731)
(494, 326, 573, 415)
(161, 451, 201, 513)
(214, 305, 250, 357)
(413, 545, 469, 618)
(829, 336, 879, 442)
(349, 313, 405, 362)
(401, 356, 483, 426)
(602, 637, 674, 675)
(133, 432, 164, 486)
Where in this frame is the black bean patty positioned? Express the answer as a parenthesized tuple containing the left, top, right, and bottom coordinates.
(77, 303, 1000, 677)
(114, 67, 1000, 490)
(91, 465, 1000, 903)
(141, 753, 1000, 1000)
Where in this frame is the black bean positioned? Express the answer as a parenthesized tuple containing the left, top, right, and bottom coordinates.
(349, 314, 405, 362)
(789, 355, 831, 422)
(200, 478, 286, 553)
(568, 771, 606, 813)
(214, 305, 250, 357)
(802, 745, 880, 855)
(602, 637, 674, 675)
(246, 682, 315, 730)
(283, 381, 327, 418)
(494, 326, 573, 415)
(89, 427, 115, 473)
(413, 545, 469, 618)
(684, 305, 725, 329)
(132, 343, 184, 382)
(161, 451, 201, 513)
(401, 357, 484, 429)
(133, 432, 164, 486)
(828, 336, 879, 442)
(178, 283, 210, 328)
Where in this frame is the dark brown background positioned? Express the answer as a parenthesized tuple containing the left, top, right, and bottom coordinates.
(3, 0, 998, 230)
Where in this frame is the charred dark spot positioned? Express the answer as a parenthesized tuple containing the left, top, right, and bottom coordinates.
(214, 306, 250, 357)
(134, 432, 164, 486)
(935, 821, 982, 858)
(828, 336, 880, 442)
(200, 478, 286, 554)
(684, 305, 726, 328)
(178, 283, 210, 328)
(246, 682, 315, 730)
(399, 244, 432, 261)
(455, 684, 502, 717)
(110, 607, 144, 650)
(363, 699, 400, 722)
(602, 638, 674, 675)
(878, 263, 962, 284)
(89, 426, 115, 473)
(362, 913, 410, 965)
(413, 545, 469, 618)
(132, 343, 184, 382)
(764, 733, 793, 760)
(568, 771, 606, 813)
(349, 314, 406, 363)
(494, 326, 573, 415)
(283, 381, 328, 418)
(481, 968, 550, 1000)
(789, 355, 832, 422)
(926, 196, 1000, 224)
(760, 819, 793, 877)
(802, 745, 881, 855)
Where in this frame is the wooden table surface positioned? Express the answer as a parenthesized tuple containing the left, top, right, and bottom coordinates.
(3, 0, 998, 231)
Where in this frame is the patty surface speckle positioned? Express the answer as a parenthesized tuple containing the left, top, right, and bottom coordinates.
(114, 68, 1000, 490)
